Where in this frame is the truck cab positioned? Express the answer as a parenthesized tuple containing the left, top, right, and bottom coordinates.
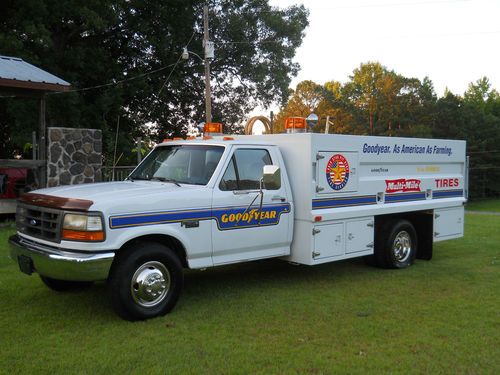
(9, 139, 294, 320)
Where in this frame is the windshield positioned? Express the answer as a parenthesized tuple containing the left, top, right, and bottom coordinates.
(129, 145, 224, 185)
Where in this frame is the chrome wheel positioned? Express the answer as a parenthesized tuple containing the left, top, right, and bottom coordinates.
(130, 261, 170, 307)
(392, 230, 412, 263)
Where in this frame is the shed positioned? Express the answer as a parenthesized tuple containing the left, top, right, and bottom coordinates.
(0, 55, 70, 212)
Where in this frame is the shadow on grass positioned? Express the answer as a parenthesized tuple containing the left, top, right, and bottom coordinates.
(5, 254, 414, 323)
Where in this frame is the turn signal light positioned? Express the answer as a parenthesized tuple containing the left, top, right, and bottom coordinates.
(62, 229, 105, 242)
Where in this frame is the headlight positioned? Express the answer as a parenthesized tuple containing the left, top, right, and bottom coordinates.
(62, 213, 104, 241)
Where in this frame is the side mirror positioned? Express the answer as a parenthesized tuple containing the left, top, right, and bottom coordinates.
(262, 165, 281, 190)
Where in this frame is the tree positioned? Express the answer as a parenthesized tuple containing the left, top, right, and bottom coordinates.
(343, 62, 387, 135)
(461, 78, 500, 197)
(0, 0, 308, 159)
(273, 80, 323, 132)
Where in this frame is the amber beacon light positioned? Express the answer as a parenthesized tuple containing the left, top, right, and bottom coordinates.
(204, 122, 223, 135)
(285, 117, 307, 133)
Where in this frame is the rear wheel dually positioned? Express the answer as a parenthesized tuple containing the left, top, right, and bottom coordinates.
(374, 219, 417, 269)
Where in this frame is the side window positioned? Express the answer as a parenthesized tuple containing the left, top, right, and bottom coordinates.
(219, 157, 238, 191)
(219, 149, 278, 191)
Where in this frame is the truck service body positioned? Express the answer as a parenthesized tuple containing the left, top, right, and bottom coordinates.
(9, 131, 467, 320)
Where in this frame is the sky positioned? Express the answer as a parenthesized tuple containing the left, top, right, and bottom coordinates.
(269, 0, 500, 98)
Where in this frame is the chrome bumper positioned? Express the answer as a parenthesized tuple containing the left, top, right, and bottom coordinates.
(9, 234, 115, 282)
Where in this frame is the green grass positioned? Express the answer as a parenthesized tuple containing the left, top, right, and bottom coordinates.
(466, 198, 500, 212)
(1, 215, 499, 374)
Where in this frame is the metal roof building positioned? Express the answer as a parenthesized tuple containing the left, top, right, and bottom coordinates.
(0, 55, 70, 94)
(0, 55, 71, 190)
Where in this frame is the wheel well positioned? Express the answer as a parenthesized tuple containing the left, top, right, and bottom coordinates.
(119, 234, 189, 268)
(375, 210, 434, 260)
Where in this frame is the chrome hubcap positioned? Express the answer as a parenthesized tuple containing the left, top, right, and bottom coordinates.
(392, 230, 412, 263)
(131, 261, 170, 307)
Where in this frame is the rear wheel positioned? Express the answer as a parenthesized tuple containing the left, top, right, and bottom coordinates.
(108, 241, 183, 321)
(40, 276, 93, 291)
(374, 219, 417, 269)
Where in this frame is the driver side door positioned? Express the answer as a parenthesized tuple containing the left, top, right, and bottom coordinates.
(211, 146, 291, 265)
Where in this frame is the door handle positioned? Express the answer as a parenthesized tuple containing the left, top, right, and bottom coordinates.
(233, 190, 259, 195)
(271, 195, 286, 202)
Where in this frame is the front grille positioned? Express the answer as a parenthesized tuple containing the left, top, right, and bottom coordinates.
(16, 203, 62, 243)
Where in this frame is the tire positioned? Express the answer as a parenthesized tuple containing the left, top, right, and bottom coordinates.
(108, 241, 183, 321)
(40, 276, 93, 291)
(374, 219, 417, 269)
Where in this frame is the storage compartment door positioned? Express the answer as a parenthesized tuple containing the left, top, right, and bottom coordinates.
(313, 223, 344, 259)
(316, 151, 359, 194)
(434, 206, 464, 241)
(346, 218, 374, 254)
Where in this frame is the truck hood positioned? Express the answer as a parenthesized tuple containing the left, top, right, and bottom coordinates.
(31, 181, 211, 214)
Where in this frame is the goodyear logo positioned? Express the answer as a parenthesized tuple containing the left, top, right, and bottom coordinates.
(214, 205, 290, 230)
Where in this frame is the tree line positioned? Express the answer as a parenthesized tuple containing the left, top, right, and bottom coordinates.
(274, 62, 500, 199)
(0, 0, 308, 163)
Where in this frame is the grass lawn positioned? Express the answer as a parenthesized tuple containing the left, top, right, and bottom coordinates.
(466, 198, 500, 212)
(1, 214, 499, 374)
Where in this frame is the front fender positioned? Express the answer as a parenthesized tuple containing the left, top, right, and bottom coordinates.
(108, 220, 213, 269)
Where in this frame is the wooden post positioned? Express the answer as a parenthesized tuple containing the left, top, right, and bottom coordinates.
(39, 95, 47, 187)
(32, 131, 37, 160)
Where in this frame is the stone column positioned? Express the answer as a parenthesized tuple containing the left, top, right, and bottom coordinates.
(47, 127, 102, 187)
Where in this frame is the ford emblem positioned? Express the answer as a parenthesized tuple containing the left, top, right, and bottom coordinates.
(29, 219, 38, 226)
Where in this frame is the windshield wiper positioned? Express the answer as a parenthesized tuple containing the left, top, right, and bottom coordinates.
(150, 177, 181, 187)
(127, 176, 148, 181)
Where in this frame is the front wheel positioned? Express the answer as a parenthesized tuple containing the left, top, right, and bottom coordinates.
(375, 219, 417, 269)
(108, 242, 183, 321)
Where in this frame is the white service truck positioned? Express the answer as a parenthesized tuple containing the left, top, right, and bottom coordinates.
(9, 128, 467, 320)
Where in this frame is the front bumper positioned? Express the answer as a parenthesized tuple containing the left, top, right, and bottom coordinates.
(9, 234, 115, 282)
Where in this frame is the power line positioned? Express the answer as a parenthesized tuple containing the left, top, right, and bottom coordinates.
(224, 0, 471, 14)
(307, 0, 472, 10)
(153, 31, 197, 99)
(144, 31, 197, 118)
(44, 31, 198, 100)
(47, 63, 178, 95)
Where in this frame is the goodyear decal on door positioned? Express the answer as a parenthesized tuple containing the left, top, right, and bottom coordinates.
(212, 203, 290, 230)
(109, 203, 291, 231)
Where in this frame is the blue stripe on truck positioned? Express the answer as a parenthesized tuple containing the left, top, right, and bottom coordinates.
(312, 189, 464, 210)
(109, 203, 291, 230)
(432, 189, 463, 198)
(312, 195, 377, 209)
(385, 192, 427, 203)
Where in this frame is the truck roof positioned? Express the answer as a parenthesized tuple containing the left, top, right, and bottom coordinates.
(155, 137, 278, 148)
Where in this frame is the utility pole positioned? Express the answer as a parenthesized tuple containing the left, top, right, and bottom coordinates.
(203, 5, 212, 124)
